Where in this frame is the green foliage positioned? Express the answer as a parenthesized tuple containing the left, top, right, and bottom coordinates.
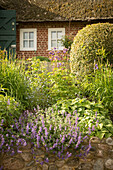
(0, 94, 22, 127)
(25, 58, 78, 109)
(47, 98, 113, 139)
(61, 35, 74, 50)
(0, 57, 32, 108)
(25, 58, 53, 109)
(79, 59, 113, 114)
(35, 56, 50, 62)
(0, 48, 113, 141)
(48, 67, 79, 103)
(70, 23, 113, 76)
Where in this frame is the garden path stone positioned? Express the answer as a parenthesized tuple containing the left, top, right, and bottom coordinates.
(105, 159, 113, 169)
(42, 163, 48, 170)
(77, 163, 93, 170)
(3, 157, 24, 170)
(21, 152, 33, 162)
(106, 137, 113, 146)
(66, 158, 79, 168)
(49, 164, 57, 170)
(55, 160, 65, 168)
(93, 158, 104, 170)
(26, 160, 35, 167)
(109, 150, 113, 159)
(60, 165, 73, 170)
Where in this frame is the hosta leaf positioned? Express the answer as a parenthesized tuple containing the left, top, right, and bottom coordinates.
(97, 131, 105, 139)
(98, 123, 103, 129)
(105, 133, 112, 138)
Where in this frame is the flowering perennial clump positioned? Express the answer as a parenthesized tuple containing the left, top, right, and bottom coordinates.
(48, 48, 70, 63)
(0, 107, 98, 165)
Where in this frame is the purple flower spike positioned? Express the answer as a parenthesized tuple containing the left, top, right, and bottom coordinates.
(7, 99, 10, 105)
(0, 166, 3, 170)
(45, 158, 49, 163)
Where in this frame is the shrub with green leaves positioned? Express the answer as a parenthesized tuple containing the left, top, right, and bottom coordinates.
(70, 23, 113, 76)
(35, 56, 50, 62)
(61, 35, 74, 50)
(47, 98, 113, 139)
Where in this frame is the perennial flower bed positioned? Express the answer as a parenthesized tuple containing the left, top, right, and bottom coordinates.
(0, 48, 113, 169)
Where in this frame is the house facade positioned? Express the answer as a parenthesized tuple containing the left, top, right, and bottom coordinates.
(0, 0, 113, 58)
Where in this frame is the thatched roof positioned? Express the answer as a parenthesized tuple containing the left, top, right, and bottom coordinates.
(0, 0, 113, 22)
(0, 0, 66, 22)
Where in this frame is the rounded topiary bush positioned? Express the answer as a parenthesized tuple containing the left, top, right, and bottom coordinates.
(70, 23, 113, 76)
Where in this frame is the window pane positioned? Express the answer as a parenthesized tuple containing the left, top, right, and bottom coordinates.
(57, 31, 62, 39)
(51, 31, 56, 39)
(51, 40, 57, 48)
(23, 32, 28, 39)
(23, 40, 28, 47)
(29, 40, 34, 47)
(57, 40, 62, 48)
(29, 32, 34, 39)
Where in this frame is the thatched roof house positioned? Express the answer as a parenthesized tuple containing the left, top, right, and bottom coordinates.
(0, 0, 113, 58)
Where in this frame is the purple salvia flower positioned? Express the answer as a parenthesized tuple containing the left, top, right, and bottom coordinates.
(7, 99, 10, 105)
(21, 127, 24, 134)
(67, 153, 72, 158)
(53, 143, 57, 148)
(92, 125, 95, 131)
(40, 161, 44, 165)
(1, 119, 4, 124)
(57, 151, 61, 158)
(61, 135, 65, 143)
(59, 124, 62, 131)
(95, 64, 98, 69)
(45, 158, 49, 163)
(41, 136, 45, 144)
(69, 138, 73, 145)
(54, 126, 56, 131)
(88, 127, 91, 135)
(0, 135, 5, 149)
(15, 122, 19, 130)
(83, 136, 88, 140)
(44, 127, 48, 135)
(19, 117, 22, 124)
(17, 150, 22, 153)
(31, 127, 36, 137)
(10, 125, 14, 128)
(49, 124, 52, 130)
(41, 117, 45, 128)
(56, 138, 59, 143)
(0, 166, 3, 170)
(38, 126, 42, 133)
(26, 123, 29, 134)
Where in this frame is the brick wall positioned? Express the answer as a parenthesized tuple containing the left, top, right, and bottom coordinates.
(16, 21, 86, 59)
(16, 20, 113, 59)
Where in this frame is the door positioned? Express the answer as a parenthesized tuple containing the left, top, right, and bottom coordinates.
(0, 10, 16, 58)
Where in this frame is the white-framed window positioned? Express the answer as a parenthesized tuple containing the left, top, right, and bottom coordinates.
(20, 28, 37, 51)
(48, 28, 65, 50)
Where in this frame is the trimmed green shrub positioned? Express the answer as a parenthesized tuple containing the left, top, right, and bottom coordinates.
(70, 23, 113, 76)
